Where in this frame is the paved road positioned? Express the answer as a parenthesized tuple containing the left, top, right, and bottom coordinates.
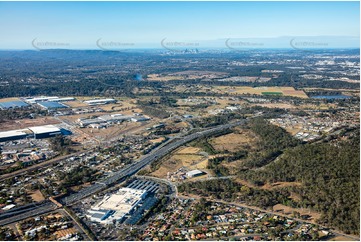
(61, 208, 93, 241)
(0, 202, 57, 226)
(0, 121, 245, 226)
(178, 194, 360, 241)
(60, 120, 245, 205)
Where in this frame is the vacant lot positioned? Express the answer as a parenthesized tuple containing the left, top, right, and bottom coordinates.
(0, 117, 61, 131)
(214, 86, 308, 98)
(251, 103, 296, 109)
(177, 147, 201, 154)
(149, 137, 166, 144)
(80, 122, 149, 142)
(273, 204, 321, 223)
(147, 71, 227, 81)
(209, 128, 259, 153)
(147, 74, 184, 81)
(54, 228, 77, 239)
(29, 190, 45, 202)
(65, 100, 88, 108)
(0, 97, 22, 102)
(150, 147, 208, 178)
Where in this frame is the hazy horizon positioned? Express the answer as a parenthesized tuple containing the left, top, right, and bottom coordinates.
(0, 1, 359, 50)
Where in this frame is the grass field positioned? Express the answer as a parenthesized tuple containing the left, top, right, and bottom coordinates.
(176, 147, 201, 154)
(251, 103, 296, 109)
(262, 92, 283, 95)
(213, 86, 308, 98)
(147, 71, 227, 81)
(273, 204, 321, 223)
(150, 146, 209, 178)
(209, 128, 259, 153)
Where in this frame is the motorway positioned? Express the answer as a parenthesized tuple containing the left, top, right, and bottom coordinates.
(60, 120, 245, 205)
(0, 120, 245, 226)
(0, 202, 57, 226)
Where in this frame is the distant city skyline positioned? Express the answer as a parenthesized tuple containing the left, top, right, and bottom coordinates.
(0, 1, 359, 49)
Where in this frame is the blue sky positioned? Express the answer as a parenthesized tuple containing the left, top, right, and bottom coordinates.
(0, 1, 359, 49)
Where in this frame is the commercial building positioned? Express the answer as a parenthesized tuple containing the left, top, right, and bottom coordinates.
(0, 129, 30, 142)
(77, 113, 133, 127)
(0, 100, 29, 110)
(23, 96, 75, 104)
(37, 101, 68, 110)
(46, 97, 75, 102)
(0, 125, 67, 142)
(24, 96, 59, 104)
(83, 98, 116, 106)
(87, 187, 148, 224)
(28, 125, 62, 139)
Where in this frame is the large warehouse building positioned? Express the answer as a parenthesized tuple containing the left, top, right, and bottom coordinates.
(0, 129, 31, 142)
(0, 125, 66, 142)
(37, 101, 68, 110)
(28, 125, 62, 139)
(23, 96, 75, 104)
(0, 100, 29, 110)
(84, 98, 116, 106)
(77, 113, 134, 127)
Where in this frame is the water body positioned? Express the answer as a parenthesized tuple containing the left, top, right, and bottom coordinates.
(311, 95, 352, 99)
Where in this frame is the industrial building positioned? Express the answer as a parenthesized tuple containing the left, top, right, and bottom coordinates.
(0, 129, 30, 142)
(77, 113, 134, 127)
(23, 96, 75, 103)
(0, 125, 67, 142)
(83, 98, 116, 106)
(0, 100, 29, 110)
(28, 125, 62, 139)
(131, 116, 150, 122)
(186, 169, 206, 178)
(37, 101, 68, 110)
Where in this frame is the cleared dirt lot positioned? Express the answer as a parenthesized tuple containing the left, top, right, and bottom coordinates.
(273, 204, 321, 223)
(329, 235, 358, 241)
(0, 97, 22, 102)
(78, 121, 149, 141)
(150, 146, 208, 178)
(176, 147, 202, 154)
(0, 117, 61, 131)
(209, 128, 259, 153)
(29, 189, 45, 202)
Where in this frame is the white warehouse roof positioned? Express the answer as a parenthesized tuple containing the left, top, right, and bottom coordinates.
(28, 125, 61, 134)
(84, 98, 116, 104)
(24, 96, 59, 103)
(0, 129, 28, 139)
